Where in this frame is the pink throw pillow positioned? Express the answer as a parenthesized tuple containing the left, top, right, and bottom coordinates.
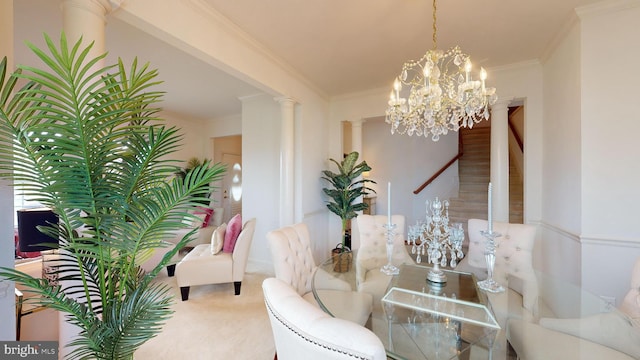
(194, 207, 214, 228)
(223, 214, 242, 253)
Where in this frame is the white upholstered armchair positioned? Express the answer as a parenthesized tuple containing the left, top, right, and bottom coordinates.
(267, 223, 373, 326)
(456, 218, 539, 327)
(175, 218, 256, 300)
(262, 277, 386, 360)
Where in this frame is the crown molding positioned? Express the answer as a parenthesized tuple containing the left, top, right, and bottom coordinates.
(576, 0, 640, 19)
(182, 0, 328, 101)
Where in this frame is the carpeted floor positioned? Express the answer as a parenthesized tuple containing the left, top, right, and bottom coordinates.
(134, 271, 275, 360)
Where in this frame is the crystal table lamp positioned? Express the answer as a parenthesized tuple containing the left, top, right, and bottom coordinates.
(407, 198, 464, 284)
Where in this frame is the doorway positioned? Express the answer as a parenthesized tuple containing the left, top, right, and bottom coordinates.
(212, 135, 242, 223)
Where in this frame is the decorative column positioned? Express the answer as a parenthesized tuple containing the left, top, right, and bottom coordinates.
(0, 0, 16, 341)
(276, 96, 296, 227)
(62, 0, 119, 66)
(350, 118, 364, 156)
(490, 98, 512, 223)
(59, 1, 119, 356)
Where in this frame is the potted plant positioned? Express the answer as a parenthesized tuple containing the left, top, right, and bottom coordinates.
(0, 34, 226, 359)
(321, 151, 376, 272)
(175, 157, 216, 206)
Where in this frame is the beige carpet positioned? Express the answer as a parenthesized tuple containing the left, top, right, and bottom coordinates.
(134, 271, 275, 360)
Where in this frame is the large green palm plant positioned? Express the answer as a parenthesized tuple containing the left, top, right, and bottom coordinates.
(0, 34, 226, 359)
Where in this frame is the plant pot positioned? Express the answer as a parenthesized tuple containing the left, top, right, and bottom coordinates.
(331, 245, 352, 273)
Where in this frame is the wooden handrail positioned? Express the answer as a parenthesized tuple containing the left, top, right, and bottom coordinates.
(508, 118, 523, 152)
(413, 132, 464, 195)
(413, 152, 463, 194)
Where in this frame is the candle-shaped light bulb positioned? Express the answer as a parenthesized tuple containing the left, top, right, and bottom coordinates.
(423, 66, 431, 90)
(480, 67, 487, 92)
(389, 90, 396, 104)
(393, 77, 402, 100)
(465, 59, 472, 83)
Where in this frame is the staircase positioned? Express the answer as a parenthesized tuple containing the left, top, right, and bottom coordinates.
(448, 127, 523, 236)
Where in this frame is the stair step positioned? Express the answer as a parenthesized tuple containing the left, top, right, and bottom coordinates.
(450, 123, 523, 226)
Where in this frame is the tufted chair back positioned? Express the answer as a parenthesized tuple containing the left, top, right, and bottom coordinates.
(354, 215, 411, 284)
(267, 223, 316, 296)
(466, 219, 538, 311)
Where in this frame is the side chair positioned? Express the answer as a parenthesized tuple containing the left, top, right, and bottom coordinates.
(354, 214, 414, 306)
(267, 222, 373, 326)
(175, 218, 256, 300)
(456, 218, 538, 327)
(262, 277, 386, 360)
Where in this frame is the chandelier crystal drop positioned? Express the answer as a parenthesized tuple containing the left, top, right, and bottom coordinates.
(385, 0, 498, 141)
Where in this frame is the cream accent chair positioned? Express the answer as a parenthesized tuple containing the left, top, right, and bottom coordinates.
(175, 218, 256, 300)
(456, 219, 539, 328)
(507, 256, 640, 360)
(262, 277, 387, 360)
(354, 215, 414, 306)
(267, 223, 373, 326)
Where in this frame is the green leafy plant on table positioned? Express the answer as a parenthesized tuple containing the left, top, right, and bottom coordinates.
(321, 151, 376, 255)
(0, 34, 226, 359)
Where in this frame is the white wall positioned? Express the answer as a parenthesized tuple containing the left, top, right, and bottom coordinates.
(297, 95, 332, 262)
(0, 0, 15, 341)
(162, 110, 210, 163)
(540, 21, 583, 283)
(362, 117, 459, 229)
(577, 2, 640, 302)
(240, 95, 280, 270)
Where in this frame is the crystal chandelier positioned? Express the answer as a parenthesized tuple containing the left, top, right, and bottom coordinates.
(385, 0, 498, 141)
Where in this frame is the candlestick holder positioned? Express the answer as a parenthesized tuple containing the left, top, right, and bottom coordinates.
(380, 222, 400, 275)
(407, 198, 465, 284)
(477, 230, 505, 293)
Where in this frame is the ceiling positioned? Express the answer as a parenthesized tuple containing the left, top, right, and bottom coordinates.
(14, 0, 601, 121)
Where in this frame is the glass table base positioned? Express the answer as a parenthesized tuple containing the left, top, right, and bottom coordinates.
(381, 263, 400, 275)
(477, 278, 505, 293)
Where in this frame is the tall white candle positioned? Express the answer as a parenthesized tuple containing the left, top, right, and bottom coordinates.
(488, 182, 493, 233)
(387, 182, 392, 226)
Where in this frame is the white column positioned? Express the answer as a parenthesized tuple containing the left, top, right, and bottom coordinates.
(348, 119, 365, 249)
(0, 0, 16, 341)
(490, 98, 512, 223)
(59, 1, 116, 355)
(350, 118, 364, 156)
(276, 96, 296, 227)
(62, 0, 116, 65)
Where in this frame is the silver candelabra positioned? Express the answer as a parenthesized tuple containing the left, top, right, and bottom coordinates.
(380, 222, 400, 275)
(477, 229, 505, 293)
(407, 198, 465, 284)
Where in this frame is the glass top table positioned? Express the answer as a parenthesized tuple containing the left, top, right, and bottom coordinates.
(313, 259, 512, 360)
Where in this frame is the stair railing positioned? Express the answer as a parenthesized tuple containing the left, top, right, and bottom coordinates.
(413, 132, 464, 195)
(508, 118, 523, 152)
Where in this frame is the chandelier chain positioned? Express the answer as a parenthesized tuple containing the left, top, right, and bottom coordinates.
(432, 0, 437, 50)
